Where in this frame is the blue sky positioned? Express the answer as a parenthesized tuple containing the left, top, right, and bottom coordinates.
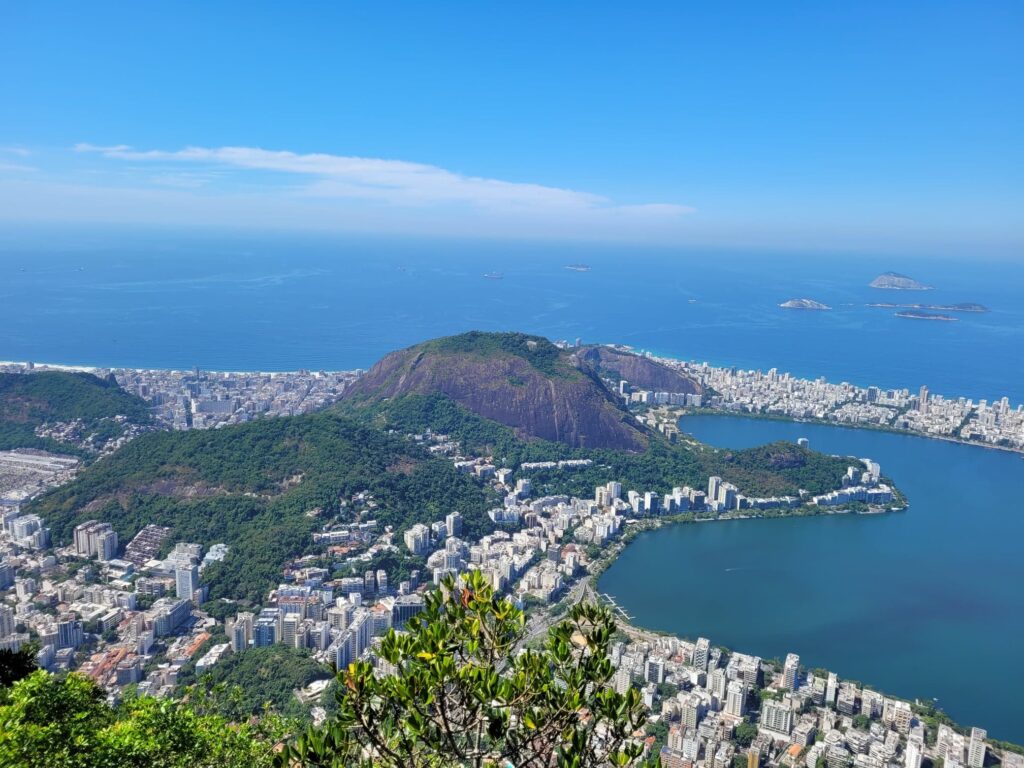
(1, 2, 1021, 254)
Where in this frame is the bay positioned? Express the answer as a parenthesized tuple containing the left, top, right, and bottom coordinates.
(597, 414, 1024, 743)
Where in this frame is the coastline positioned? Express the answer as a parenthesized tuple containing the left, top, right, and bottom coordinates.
(4, 352, 1020, 455)
(586, 505, 1024, 752)
(0, 360, 361, 377)
(678, 406, 1024, 456)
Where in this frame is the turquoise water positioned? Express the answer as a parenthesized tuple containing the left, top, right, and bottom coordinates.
(598, 415, 1024, 743)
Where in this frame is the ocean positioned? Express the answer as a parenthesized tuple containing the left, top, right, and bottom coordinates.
(1, 232, 1023, 406)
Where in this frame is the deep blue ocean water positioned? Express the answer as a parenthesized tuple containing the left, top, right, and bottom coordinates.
(599, 414, 1024, 743)
(1, 233, 1022, 404)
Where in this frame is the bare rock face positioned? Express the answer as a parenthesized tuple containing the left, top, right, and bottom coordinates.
(577, 346, 702, 395)
(344, 332, 652, 451)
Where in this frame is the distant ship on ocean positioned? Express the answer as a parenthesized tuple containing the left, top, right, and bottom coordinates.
(565, 264, 591, 272)
(483, 272, 503, 280)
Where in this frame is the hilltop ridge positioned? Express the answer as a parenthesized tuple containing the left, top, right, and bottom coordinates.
(343, 332, 665, 451)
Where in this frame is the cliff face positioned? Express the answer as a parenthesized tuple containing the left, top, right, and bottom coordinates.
(577, 346, 701, 395)
(343, 332, 650, 451)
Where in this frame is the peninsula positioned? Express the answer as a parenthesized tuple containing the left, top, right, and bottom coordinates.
(869, 272, 933, 291)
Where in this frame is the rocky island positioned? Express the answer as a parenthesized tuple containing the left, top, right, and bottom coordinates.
(868, 301, 988, 313)
(779, 298, 831, 310)
(895, 309, 957, 321)
(869, 271, 933, 290)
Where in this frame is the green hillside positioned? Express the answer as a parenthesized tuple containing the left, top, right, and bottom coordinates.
(0, 370, 152, 455)
(343, 391, 855, 500)
(28, 411, 492, 602)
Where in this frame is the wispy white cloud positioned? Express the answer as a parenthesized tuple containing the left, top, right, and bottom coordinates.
(0, 146, 32, 157)
(0, 161, 37, 173)
(74, 143, 694, 216)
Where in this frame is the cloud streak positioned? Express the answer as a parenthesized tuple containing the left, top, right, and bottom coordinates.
(74, 143, 693, 217)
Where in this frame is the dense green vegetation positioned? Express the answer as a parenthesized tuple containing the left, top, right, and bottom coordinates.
(418, 331, 578, 379)
(0, 670, 281, 767)
(185, 645, 331, 720)
(350, 392, 854, 498)
(28, 411, 492, 603)
(0, 370, 152, 454)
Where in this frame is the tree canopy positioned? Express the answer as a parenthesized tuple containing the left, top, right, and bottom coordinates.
(0, 671, 280, 768)
(279, 571, 649, 767)
(0, 370, 151, 454)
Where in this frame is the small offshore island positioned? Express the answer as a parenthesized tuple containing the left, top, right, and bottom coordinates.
(869, 271, 933, 290)
(780, 298, 831, 310)
(895, 310, 957, 322)
(868, 302, 989, 313)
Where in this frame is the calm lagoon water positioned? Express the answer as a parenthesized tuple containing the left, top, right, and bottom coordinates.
(598, 414, 1024, 743)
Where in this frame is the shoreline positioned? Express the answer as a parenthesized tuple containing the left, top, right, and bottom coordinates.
(678, 407, 1024, 456)
(586, 508, 1024, 751)
(0, 360, 360, 377)
(3, 354, 1020, 456)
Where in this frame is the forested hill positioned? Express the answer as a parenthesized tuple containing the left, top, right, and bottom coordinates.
(27, 411, 491, 603)
(344, 391, 856, 503)
(0, 370, 152, 455)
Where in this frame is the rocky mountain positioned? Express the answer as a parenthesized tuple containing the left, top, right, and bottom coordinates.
(343, 332, 653, 451)
(576, 345, 702, 394)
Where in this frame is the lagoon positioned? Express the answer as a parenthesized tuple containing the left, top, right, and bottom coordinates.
(597, 414, 1024, 743)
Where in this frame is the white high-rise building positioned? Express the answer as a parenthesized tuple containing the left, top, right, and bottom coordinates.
(95, 529, 118, 561)
(708, 476, 722, 502)
(681, 693, 704, 729)
(0, 604, 14, 637)
(175, 563, 200, 602)
(229, 612, 253, 652)
(693, 637, 711, 671)
(281, 613, 301, 648)
(825, 672, 838, 707)
(445, 512, 463, 538)
(905, 736, 923, 768)
(614, 665, 632, 695)
(725, 680, 746, 717)
(761, 699, 793, 735)
(710, 667, 728, 704)
(73, 520, 117, 560)
(783, 653, 800, 690)
(967, 728, 986, 768)
(404, 524, 430, 555)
